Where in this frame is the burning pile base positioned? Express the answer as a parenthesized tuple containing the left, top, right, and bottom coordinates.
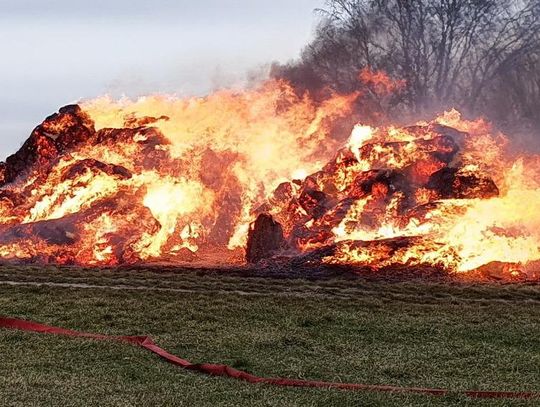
(0, 93, 539, 280)
(245, 119, 539, 280)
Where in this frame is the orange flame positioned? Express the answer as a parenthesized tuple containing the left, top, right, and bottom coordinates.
(0, 79, 538, 280)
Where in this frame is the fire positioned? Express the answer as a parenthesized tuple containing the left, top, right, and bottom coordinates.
(253, 108, 540, 279)
(139, 177, 213, 258)
(0, 79, 538, 279)
(0, 80, 357, 265)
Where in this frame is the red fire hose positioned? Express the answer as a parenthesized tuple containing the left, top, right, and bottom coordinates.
(0, 316, 538, 400)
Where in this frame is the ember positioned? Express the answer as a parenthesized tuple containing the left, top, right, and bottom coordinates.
(0, 82, 539, 279)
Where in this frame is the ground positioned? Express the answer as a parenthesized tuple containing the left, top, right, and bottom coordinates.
(0, 266, 539, 406)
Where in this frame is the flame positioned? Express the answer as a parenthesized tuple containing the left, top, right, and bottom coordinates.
(358, 68, 406, 94)
(0, 80, 357, 265)
(348, 125, 375, 160)
(0, 78, 538, 279)
(317, 112, 540, 276)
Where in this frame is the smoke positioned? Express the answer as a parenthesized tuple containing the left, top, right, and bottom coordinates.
(271, 0, 540, 149)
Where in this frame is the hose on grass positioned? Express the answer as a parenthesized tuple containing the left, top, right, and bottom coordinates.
(1, 316, 538, 400)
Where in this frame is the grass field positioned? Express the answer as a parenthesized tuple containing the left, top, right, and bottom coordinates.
(0, 266, 539, 406)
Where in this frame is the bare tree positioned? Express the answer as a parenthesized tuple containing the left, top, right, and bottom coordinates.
(273, 0, 540, 131)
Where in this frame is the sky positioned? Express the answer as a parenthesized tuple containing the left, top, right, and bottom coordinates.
(0, 0, 324, 159)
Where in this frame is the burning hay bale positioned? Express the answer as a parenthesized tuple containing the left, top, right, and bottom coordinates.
(0, 105, 95, 187)
(426, 167, 499, 199)
(0, 99, 538, 280)
(246, 214, 288, 263)
(60, 159, 132, 182)
(246, 119, 539, 279)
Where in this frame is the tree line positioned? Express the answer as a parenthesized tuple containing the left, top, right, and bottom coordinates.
(272, 0, 540, 139)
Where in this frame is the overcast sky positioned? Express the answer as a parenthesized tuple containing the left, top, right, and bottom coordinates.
(0, 0, 324, 159)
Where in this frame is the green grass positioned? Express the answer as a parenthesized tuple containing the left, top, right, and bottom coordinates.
(0, 266, 539, 406)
